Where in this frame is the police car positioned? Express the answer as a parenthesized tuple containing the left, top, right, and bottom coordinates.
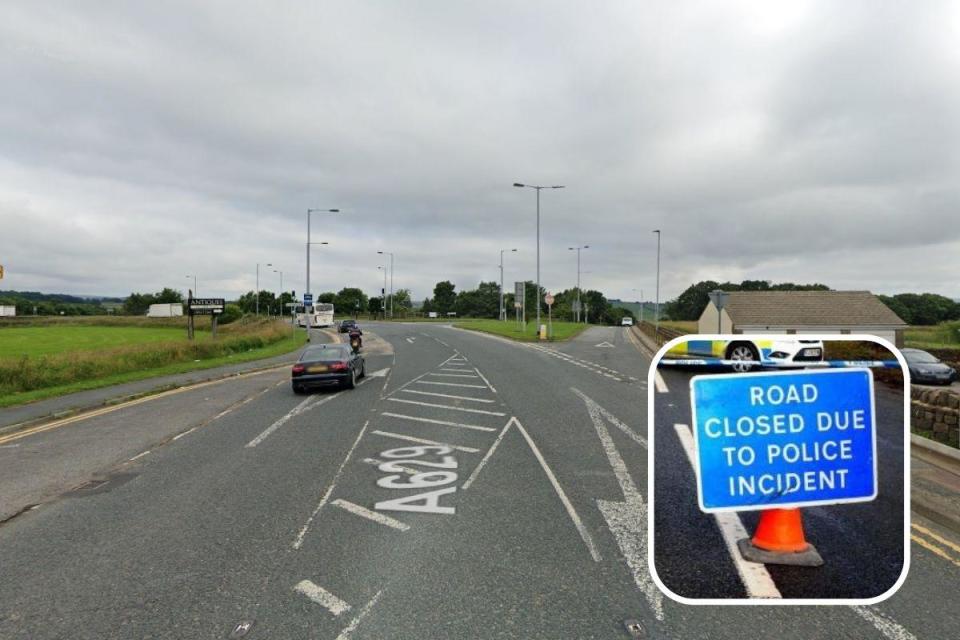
(668, 338, 824, 372)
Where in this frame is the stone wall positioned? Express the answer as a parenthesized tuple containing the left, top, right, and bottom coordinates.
(911, 386, 960, 448)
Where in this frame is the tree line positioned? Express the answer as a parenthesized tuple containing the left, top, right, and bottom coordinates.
(420, 280, 634, 325)
(661, 280, 960, 326)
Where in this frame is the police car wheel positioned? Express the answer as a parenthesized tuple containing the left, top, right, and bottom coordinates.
(728, 344, 758, 372)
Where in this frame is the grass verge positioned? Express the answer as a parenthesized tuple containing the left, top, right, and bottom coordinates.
(0, 320, 305, 408)
(452, 319, 588, 342)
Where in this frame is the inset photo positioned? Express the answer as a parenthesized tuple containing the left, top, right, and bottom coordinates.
(649, 335, 909, 602)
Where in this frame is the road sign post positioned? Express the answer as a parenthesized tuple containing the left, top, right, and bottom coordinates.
(690, 368, 877, 565)
(544, 293, 554, 340)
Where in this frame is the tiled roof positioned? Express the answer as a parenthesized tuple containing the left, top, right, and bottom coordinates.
(719, 291, 907, 326)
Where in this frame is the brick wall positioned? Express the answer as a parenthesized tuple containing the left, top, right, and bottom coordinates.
(911, 386, 960, 448)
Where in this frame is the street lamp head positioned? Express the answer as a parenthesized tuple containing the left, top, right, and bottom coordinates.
(568, 247, 575, 251)
(513, 183, 525, 188)
(550, 185, 565, 189)
(584, 245, 590, 249)
(653, 229, 661, 233)
(511, 248, 517, 252)
(329, 209, 339, 213)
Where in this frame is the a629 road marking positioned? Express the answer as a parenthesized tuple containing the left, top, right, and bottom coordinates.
(373, 446, 459, 515)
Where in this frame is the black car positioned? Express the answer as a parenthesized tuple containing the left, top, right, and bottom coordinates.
(292, 344, 365, 392)
(339, 319, 360, 333)
(902, 348, 958, 385)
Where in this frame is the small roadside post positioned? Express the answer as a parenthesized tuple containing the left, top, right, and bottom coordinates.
(708, 289, 729, 333)
(690, 367, 877, 566)
(544, 292, 554, 340)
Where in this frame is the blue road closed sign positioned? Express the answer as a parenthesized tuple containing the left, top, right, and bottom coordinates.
(690, 368, 877, 512)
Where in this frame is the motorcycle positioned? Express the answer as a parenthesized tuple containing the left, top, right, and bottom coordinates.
(348, 329, 363, 353)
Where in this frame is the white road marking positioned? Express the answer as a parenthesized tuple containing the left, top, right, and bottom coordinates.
(293, 580, 351, 616)
(362, 458, 418, 475)
(440, 368, 474, 373)
(380, 412, 496, 432)
(427, 372, 480, 378)
(512, 419, 602, 562)
(387, 397, 506, 416)
(372, 429, 480, 453)
(573, 388, 663, 620)
(335, 590, 383, 640)
(654, 370, 669, 393)
(0, 444, 21, 449)
(246, 393, 339, 448)
(292, 420, 371, 549)
(673, 423, 781, 598)
(401, 389, 496, 403)
(129, 450, 151, 461)
(331, 499, 410, 531)
(462, 418, 514, 490)
(416, 380, 487, 389)
(850, 607, 918, 640)
(367, 367, 391, 378)
(406, 337, 415, 343)
(473, 367, 497, 393)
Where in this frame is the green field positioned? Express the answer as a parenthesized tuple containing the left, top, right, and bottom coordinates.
(0, 320, 304, 408)
(0, 325, 199, 358)
(453, 319, 588, 342)
(905, 321, 960, 349)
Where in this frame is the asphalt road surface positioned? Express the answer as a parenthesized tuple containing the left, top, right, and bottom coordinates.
(0, 323, 957, 639)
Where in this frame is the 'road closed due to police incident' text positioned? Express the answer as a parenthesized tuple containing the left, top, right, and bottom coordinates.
(690, 368, 878, 512)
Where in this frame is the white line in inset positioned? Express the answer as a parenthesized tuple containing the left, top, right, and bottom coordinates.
(512, 419, 602, 562)
(294, 580, 351, 616)
(673, 423, 781, 598)
(654, 371, 668, 393)
(387, 397, 505, 416)
(331, 499, 410, 531)
(416, 380, 486, 389)
(401, 389, 496, 403)
(372, 429, 480, 453)
(381, 412, 496, 432)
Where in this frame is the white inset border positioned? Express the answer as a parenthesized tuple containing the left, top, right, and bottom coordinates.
(646, 333, 911, 606)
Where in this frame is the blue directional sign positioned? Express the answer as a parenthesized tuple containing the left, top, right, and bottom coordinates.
(303, 293, 313, 306)
(690, 368, 877, 512)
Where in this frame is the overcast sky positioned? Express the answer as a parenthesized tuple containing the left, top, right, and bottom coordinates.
(2, 1, 958, 303)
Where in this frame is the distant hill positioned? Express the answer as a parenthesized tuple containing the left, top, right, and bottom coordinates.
(0, 290, 124, 304)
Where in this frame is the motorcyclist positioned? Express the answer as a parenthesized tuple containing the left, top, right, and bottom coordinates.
(348, 327, 363, 353)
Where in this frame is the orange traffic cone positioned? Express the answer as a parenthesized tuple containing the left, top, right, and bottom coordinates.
(737, 508, 824, 566)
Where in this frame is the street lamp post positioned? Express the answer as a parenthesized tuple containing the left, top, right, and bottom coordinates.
(499, 248, 517, 321)
(378, 265, 387, 320)
(568, 245, 589, 323)
(514, 182, 565, 335)
(377, 251, 394, 319)
(632, 288, 644, 324)
(306, 208, 339, 308)
(654, 229, 661, 337)
(255, 263, 272, 316)
(274, 269, 283, 316)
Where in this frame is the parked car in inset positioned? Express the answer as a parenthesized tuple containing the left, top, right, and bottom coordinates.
(902, 348, 958, 385)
